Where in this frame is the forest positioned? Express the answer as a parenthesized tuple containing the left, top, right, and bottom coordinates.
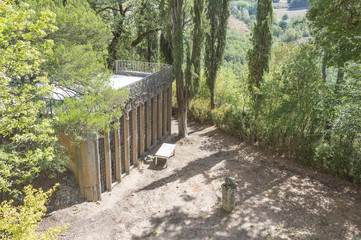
(0, 0, 360, 238)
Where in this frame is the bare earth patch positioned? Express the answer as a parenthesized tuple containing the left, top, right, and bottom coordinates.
(40, 120, 361, 240)
(228, 16, 249, 35)
(274, 7, 307, 22)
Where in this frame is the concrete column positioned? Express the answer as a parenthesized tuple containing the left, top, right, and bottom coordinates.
(114, 120, 122, 182)
(103, 131, 112, 191)
(222, 177, 237, 212)
(123, 113, 130, 174)
(132, 108, 137, 164)
(146, 100, 151, 151)
(152, 96, 157, 146)
(157, 93, 162, 140)
(76, 147, 84, 196)
(139, 103, 145, 158)
(162, 88, 167, 137)
(80, 136, 101, 201)
(167, 83, 172, 135)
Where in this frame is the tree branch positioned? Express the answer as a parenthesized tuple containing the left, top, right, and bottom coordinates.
(96, 6, 120, 14)
(131, 28, 161, 48)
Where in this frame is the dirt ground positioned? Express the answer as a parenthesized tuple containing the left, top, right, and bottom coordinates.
(40, 120, 361, 240)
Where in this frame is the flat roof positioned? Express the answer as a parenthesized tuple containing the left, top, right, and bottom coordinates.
(109, 73, 146, 89)
(51, 73, 148, 100)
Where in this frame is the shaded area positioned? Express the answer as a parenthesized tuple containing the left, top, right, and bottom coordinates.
(39, 119, 361, 240)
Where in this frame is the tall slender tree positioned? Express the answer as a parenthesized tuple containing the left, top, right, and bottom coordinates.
(170, 0, 188, 137)
(247, 0, 273, 99)
(186, 0, 205, 98)
(204, 0, 230, 109)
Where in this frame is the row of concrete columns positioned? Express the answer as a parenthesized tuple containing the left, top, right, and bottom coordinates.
(77, 83, 172, 201)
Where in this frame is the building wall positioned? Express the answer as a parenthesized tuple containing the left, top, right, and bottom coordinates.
(63, 81, 172, 201)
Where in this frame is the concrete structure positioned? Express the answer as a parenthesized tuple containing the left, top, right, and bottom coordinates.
(60, 60, 173, 201)
(221, 177, 237, 212)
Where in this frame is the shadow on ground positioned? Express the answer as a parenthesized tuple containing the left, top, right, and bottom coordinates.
(133, 120, 361, 240)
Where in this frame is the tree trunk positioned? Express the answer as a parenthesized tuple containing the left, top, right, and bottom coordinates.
(336, 67, 344, 85)
(171, 0, 188, 138)
(108, 32, 120, 69)
(176, 72, 188, 137)
(322, 63, 327, 82)
(210, 90, 215, 109)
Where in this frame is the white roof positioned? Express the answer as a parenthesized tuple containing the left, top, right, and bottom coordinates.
(109, 73, 145, 89)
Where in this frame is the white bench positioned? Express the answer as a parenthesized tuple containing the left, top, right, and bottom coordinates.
(155, 143, 176, 167)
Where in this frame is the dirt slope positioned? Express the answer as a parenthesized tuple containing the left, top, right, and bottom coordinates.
(40, 120, 361, 240)
(228, 16, 249, 35)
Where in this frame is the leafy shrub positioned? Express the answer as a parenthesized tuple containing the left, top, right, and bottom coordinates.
(289, 0, 310, 8)
(279, 20, 288, 31)
(0, 185, 67, 239)
(0, 1, 67, 193)
(188, 98, 212, 124)
(282, 28, 302, 42)
(190, 42, 361, 183)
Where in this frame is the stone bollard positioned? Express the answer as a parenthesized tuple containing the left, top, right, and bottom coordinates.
(222, 177, 237, 212)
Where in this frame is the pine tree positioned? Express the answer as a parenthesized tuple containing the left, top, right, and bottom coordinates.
(247, 0, 273, 99)
(204, 0, 230, 109)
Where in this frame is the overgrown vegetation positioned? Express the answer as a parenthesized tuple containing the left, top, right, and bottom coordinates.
(0, 185, 67, 239)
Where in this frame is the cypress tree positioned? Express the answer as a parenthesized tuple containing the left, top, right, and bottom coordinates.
(204, 0, 230, 109)
(170, 0, 188, 137)
(190, 0, 204, 97)
(247, 0, 273, 99)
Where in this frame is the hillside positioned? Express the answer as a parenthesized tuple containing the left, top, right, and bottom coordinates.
(228, 15, 249, 35)
(274, 7, 307, 21)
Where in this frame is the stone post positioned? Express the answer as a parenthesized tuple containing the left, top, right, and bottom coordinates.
(221, 177, 237, 212)
(80, 135, 101, 201)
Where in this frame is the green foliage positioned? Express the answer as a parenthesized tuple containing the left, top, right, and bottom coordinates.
(25, 0, 129, 142)
(289, 0, 309, 8)
(188, 0, 205, 98)
(0, 1, 66, 192)
(0, 185, 67, 239)
(282, 28, 301, 42)
(188, 98, 212, 124)
(247, 0, 273, 97)
(259, 44, 329, 161)
(307, 0, 361, 67)
(54, 85, 129, 141)
(230, 0, 257, 26)
(192, 41, 361, 182)
(215, 67, 248, 108)
(223, 31, 250, 71)
(88, 0, 162, 65)
(278, 20, 287, 31)
(26, 0, 112, 96)
(272, 25, 283, 38)
(204, 0, 230, 109)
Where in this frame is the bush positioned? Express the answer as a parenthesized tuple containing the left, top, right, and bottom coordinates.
(289, 0, 310, 8)
(188, 43, 361, 183)
(188, 98, 212, 124)
(0, 185, 67, 239)
(282, 28, 302, 42)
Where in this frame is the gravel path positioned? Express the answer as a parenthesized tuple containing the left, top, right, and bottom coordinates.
(40, 120, 361, 240)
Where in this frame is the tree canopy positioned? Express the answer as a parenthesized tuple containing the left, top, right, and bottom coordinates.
(0, 1, 66, 192)
(307, 0, 361, 67)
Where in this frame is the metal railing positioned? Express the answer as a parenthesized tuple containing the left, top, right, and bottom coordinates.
(115, 60, 169, 75)
(114, 60, 173, 100)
